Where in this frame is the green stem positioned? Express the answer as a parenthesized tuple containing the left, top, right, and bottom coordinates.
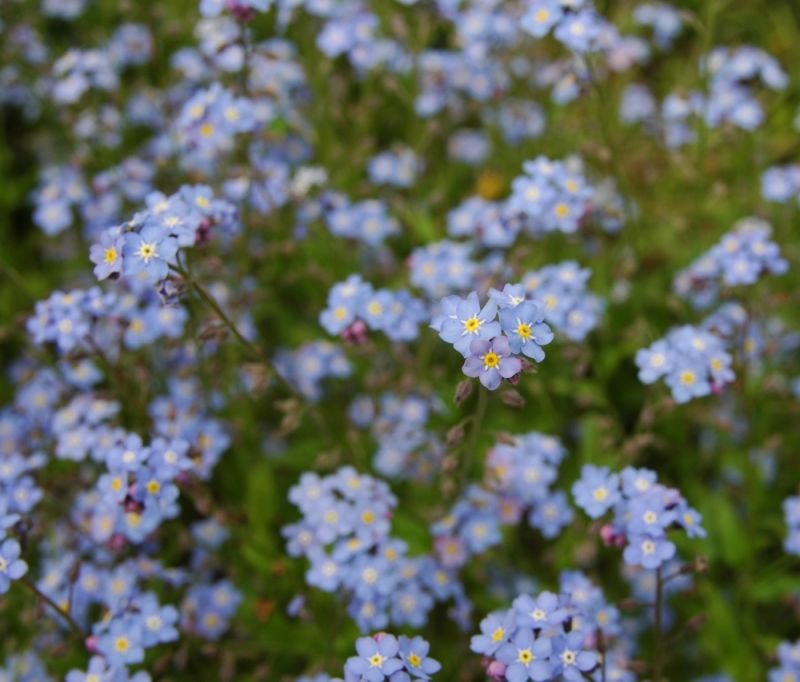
(19, 575, 87, 639)
(171, 264, 261, 359)
(653, 566, 665, 681)
(461, 386, 489, 489)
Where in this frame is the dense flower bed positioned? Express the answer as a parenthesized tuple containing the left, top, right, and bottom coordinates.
(0, 0, 799, 680)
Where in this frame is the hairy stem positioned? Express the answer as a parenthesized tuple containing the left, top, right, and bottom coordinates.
(461, 386, 489, 489)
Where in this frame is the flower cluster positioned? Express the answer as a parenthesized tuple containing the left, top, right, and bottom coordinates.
(368, 147, 422, 189)
(522, 263, 603, 341)
(470, 573, 618, 681)
(761, 163, 800, 204)
(320, 275, 427, 343)
(429, 431, 573, 572)
(89, 185, 238, 287)
(274, 342, 352, 402)
(283, 467, 464, 631)
(521, 1, 612, 54)
(508, 157, 591, 234)
(324, 197, 400, 247)
(485, 432, 574, 539)
(348, 393, 444, 480)
(175, 84, 259, 159)
(767, 640, 800, 682)
(573, 465, 705, 569)
(674, 217, 787, 308)
(783, 496, 800, 556)
(636, 325, 734, 403)
(633, 3, 683, 49)
(51, 48, 119, 104)
(409, 241, 478, 299)
(32, 166, 87, 235)
(344, 633, 440, 682)
(432, 290, 553, 390)
(27, 288, 114, 353)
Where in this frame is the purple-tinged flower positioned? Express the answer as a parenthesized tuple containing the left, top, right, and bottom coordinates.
(462, 337, 522, 390)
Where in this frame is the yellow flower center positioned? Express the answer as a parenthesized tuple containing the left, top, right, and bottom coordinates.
(463, 316, 481, 334)
(114, 637, 130, 653)
(491, 627, 505, 642)
(517, 323, 532, 340)
(369, 653, 385, 667)
(200, 122, 214, 137)
(136, 242, 157, 262)
(517, 648, 533, 664)
(408, 653, 421, 668)
(593, 487, 608, 502)
(483, 351, 500, 369)
(104, 247, 117, 264)
(680, 370, 696, 385)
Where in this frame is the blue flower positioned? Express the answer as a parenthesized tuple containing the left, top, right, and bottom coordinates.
(96, 617, 145, 666)
(550, 632, 597, 680)
(437, 292, 501, 357)
(122, 224, 179, 284)
(520, 0, 563, 38)
(572, 465, 620, 519)
(471, 610, 517, 656)
(499, 302, 554, 361)
(344, 634, 404, 682)
(496, 628, 553, 682)
(89, 230, 124, 280)
(0, 539, 28, 594)
(623, 534, 676, 569)
(397, 635, 441, 680)
(512, 591, 567, 629)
